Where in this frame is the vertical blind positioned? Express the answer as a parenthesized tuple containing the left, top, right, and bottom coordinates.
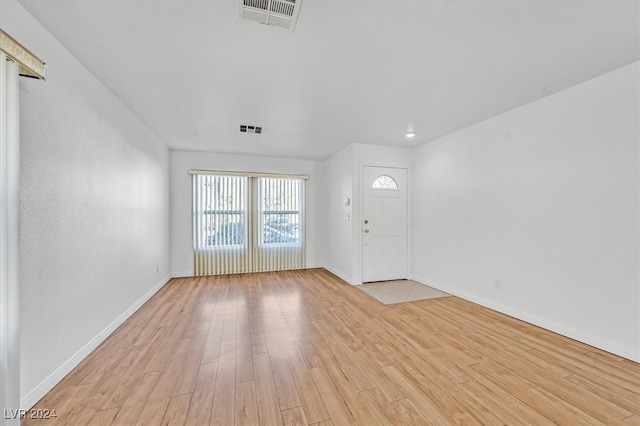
(1, 50, 24, 423)
(0, 29, 45, 419)
(192, 171, 306, 276)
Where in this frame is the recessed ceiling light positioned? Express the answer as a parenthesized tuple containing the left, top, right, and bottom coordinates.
(405, 132, 417, 138)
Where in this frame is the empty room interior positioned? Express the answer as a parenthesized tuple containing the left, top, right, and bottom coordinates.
(1, 0, 639, 425)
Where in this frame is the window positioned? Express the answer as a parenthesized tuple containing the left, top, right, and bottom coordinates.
(260, 178, 302, 246)
(372, 175, 398, 189)
(192, 171, 306, 275)
(195, 175, 246, 249)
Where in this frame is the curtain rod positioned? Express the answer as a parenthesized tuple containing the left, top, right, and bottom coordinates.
(0, 29, 46, 80)
(188, 169, 309, 180)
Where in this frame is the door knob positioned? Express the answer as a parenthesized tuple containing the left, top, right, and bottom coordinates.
(364, 219, 369, 224)
(364, 229, 370, 233)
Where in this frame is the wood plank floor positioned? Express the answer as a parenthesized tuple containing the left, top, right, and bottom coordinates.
(24, 269, 640, 425)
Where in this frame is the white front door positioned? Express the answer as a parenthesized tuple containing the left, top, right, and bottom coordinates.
(362, 166, 408, 283)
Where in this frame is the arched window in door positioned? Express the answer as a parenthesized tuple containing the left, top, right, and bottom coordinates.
(372, 175, 398, 189)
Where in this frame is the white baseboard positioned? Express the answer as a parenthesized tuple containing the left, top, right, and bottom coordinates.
(304, 263, 324, 270)
(411, 275, 639, 363)
(172, 266, 324, 278)
(20, 274, 171, 410)
(321, 265, 356, 286)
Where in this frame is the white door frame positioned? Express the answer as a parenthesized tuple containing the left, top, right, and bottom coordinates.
(355, 163, 411, 285)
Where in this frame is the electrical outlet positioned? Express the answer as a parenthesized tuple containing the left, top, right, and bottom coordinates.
(495, 278, 501, 289)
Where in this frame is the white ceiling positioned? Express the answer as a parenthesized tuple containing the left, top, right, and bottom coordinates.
(18, 0, 639, 160)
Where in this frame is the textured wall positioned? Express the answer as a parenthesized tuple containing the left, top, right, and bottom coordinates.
(322, 145, 355, 283)
(412, 62, 640, 361)
(1, 1, 171, 406)
(321, 143, 412, 284)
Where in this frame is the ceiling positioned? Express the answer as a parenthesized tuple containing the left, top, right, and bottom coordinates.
(18, 0, 639, 160)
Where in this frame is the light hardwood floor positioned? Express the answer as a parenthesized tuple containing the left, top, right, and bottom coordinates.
(24, 269, 640, 425)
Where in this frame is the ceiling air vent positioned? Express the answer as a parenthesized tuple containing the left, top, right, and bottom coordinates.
(240, 124, 262, 134)
(241, 0, 301, 30)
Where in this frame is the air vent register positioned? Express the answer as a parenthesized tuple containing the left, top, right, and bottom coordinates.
(241, 0, 301, 30)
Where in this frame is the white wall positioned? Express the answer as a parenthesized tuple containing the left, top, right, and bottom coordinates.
(322, 143, 413, 284)
(170, 150, 324, 276)
(322, 145, 354, 283)
(1, 0, 171, 408)
(412, 62, 640, 361)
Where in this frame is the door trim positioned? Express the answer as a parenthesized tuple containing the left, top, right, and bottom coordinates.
(359, 164, 409, 284)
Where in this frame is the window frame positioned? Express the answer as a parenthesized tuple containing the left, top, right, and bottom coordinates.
(259, 177, 303, 248)
(372, 175, 399, 190)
